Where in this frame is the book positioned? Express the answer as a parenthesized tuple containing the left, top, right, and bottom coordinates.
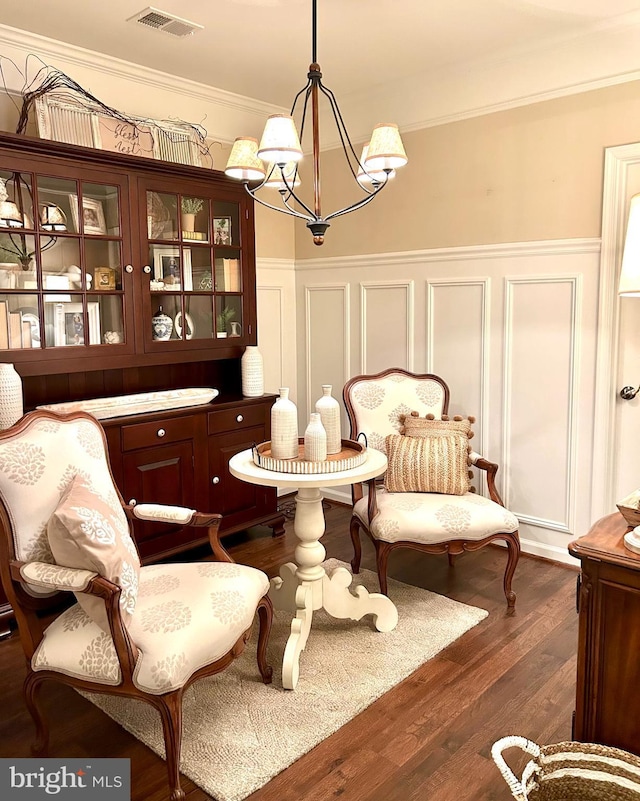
(0, 302, 8, 350)
(182, 230, 207, 241)
(8, 312, 22, 349)
(21, 319, 32, 349)
(223, 259, 241, 292)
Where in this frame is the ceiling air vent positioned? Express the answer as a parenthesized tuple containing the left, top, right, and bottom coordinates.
(127, 7, 204, 38)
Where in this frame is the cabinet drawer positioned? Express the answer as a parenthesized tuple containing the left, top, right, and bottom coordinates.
(208, 406, 265, 435)
(122, 416, 195, 451)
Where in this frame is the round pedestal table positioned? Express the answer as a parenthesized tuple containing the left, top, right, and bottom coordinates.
(228, 447, 397, 689)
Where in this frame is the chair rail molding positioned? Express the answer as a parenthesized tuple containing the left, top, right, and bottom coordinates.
(592, 142, 640, 520)
(359, 280, 415, 375)
(502, 274, 582, 535)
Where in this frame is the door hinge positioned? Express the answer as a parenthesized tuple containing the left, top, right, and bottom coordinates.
(248, 324, 252, 335)
(576, 573, 581, 614)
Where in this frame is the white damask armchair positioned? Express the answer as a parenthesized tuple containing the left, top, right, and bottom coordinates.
(343, 368, 520, 610)
(0, 410, 273, 801)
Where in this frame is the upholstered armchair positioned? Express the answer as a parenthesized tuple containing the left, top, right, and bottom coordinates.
(0, 410, 273, 801)
(343, 368, 520, 610)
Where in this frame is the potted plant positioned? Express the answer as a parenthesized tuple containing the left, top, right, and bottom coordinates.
(181, 197, 204, 233)
(216, 305, 236, 338)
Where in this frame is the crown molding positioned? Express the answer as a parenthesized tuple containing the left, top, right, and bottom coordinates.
(0, 23, 285, 142)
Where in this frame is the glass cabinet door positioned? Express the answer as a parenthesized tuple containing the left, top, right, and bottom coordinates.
(0, 167, 133, 360)
(143, 186, 250, 349)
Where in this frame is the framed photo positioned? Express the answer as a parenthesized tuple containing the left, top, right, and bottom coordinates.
(52, 302, 100, 347)
(213, 217, 232, 246)
(94, 266, 116, 290)
(152, 248, 192, 291)
(69, 195, 107, 235)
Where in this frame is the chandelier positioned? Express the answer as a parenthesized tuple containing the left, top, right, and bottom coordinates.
(0, 175, 62, 269)
(224, 0, 408, 246)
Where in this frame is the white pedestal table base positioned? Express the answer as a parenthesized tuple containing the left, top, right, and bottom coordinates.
(269, 486, 398, 689)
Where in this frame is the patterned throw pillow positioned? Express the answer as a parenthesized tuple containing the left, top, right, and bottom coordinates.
(47, 474, 140, 632)
(384, 433, 471, 495)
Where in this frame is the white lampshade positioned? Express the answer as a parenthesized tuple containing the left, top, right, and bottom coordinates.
(0, 200, 25, 228)
(264, 162, 301, 189)
(224, 137, 267, 181)
(257, 115, 303, 164)
(620, 194, 640, 296)
(357, 144, 396, 186)
(364, 123, 408, 172)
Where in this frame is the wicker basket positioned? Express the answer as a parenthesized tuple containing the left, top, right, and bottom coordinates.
(492, 737, 640, 801)
(617, 490, 640, 527)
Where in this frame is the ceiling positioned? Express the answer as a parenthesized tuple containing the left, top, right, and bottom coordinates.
(3, 0, 640, 109)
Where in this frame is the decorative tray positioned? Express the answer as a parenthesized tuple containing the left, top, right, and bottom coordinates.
(37, 388, 219, 421)
(253, 438, 367, 474)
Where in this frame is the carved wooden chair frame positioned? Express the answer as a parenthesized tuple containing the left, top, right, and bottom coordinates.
(0, 410, 273, 801)
(343, 368, 520, 610)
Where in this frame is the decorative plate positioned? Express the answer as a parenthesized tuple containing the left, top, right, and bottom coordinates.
(37, 387, 219, 420)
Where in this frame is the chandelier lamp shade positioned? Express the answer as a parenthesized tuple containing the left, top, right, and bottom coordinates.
(224, 0, 408, 245)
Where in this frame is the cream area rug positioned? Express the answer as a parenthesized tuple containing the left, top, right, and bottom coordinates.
(84, 559, 488, 801)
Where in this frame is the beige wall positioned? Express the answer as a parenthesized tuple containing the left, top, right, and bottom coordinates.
(294, 80, 640, 259)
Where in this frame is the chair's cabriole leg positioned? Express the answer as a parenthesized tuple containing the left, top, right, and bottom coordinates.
(24, 671, 49, 756)
(503, 532, 521, 611)
(256, 595, 273, 684)
(350, 517, 362, 574)
(155, 691, 185, 801)
(375, 541, 392, 596)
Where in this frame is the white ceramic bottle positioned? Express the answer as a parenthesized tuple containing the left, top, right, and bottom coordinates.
(315, 384, 341, 454)
(241, 346, 264, 397)
(304, 412, 327, 462)
(270, 388, 299, 459)
(0, 363, 23, 430)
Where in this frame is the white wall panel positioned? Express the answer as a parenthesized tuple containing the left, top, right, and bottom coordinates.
(503, 277, 580, 533)
(257, 287, 284, 393)
(305, 285, 350, 420)
(360, 281, 414, 374)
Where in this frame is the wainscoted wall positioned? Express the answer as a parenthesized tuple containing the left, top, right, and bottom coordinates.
(294, 238, 601, 565)
(256, 258, 297, 399)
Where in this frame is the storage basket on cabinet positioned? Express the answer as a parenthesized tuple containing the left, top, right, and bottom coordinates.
(492, 736, 640, 801)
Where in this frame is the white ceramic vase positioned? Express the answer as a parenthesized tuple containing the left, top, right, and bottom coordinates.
(270, 388, 298, 459)
(304, 412, 327, 462)
(0, 363, 23, 430)
(241, 346, 264, 397)
(315, 384, 341, 454)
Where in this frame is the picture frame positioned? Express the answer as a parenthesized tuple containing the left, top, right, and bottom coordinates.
(69, 195, 107, 235)
(213, 217, 232, 246)
(94, 266, 117, 290)
(52, 302, 100, 347)
(152, 248, 192, 291)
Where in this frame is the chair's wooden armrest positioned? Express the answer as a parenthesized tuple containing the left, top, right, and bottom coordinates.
(13, 560, 98, 592)
(469, 451, 505, 506)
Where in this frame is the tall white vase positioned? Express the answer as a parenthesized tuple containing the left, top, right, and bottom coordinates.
(304, 412, 327, 462)
(270, 388, 299, 459)
(315, 384, 341, 454)
(241, 346, 264, 397)
(0, 363, 23, 430)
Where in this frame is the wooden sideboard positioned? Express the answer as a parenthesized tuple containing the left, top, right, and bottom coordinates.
(569, 512, 640, 754)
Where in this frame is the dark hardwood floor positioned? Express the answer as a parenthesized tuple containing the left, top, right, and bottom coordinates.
(0, 499, 579, 801)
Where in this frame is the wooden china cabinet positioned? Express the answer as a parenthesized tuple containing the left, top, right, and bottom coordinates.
(0, 131, 284, 635)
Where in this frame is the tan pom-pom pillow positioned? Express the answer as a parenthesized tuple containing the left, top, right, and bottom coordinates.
(403, 411, 475, 439)
(47, 474, 140, 632)
(384, 433, 471, 495)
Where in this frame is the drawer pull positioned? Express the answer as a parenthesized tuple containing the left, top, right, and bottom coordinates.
(236, 414, 244, 423)
(212, 476, 220, 485)
(124, 264, 134, 274)
(143, 265, 152, 274)
(157, 428, 166, 438)
(129, 498, 137, 506)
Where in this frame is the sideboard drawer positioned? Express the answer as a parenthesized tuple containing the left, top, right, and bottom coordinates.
(122, 416, 196, 451)
(208, 406, 265, 435)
